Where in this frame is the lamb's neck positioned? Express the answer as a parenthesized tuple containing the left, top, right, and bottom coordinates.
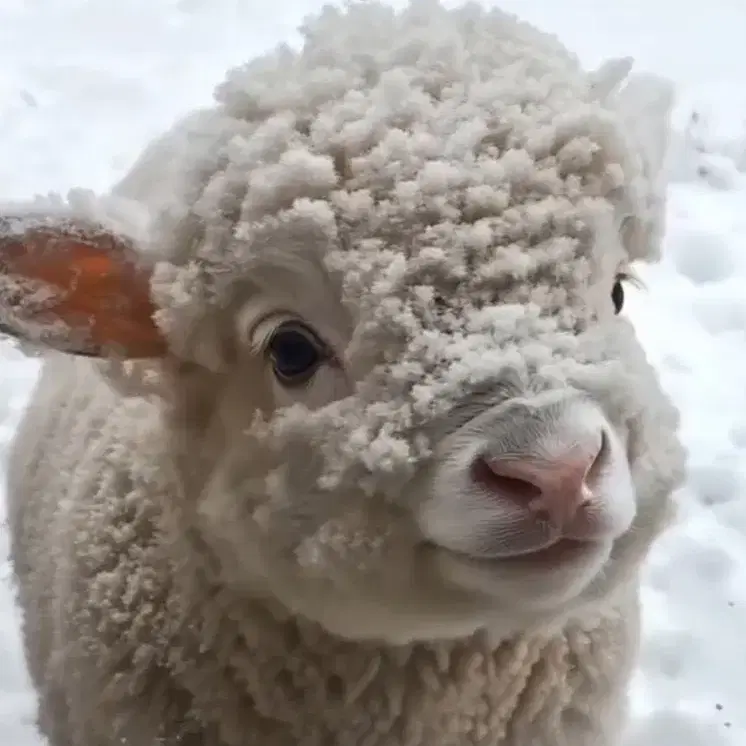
(171, 575, 635, 746)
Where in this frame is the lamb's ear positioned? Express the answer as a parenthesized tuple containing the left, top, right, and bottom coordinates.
(616, 72, 676, 262)
(590, 58, 675, 182)
(613, 70, 676, 184)
(590, 60, 676, 262)
(589, 57, 634, 101)
(0, 213, 167, 358)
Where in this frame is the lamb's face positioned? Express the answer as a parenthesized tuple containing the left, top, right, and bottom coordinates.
(137, 60, 686, 645)
(173, 234, 683, 643)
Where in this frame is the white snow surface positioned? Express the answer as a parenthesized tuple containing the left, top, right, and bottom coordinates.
(1, 1, 745, 744)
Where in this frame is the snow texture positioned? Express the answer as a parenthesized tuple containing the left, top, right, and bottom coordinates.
(0, 1, 745, 744)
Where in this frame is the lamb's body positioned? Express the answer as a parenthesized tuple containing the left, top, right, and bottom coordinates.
(4, 2, 684, 745)
(10, 358, 637, 746)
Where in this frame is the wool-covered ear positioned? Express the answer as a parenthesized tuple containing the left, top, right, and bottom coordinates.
(614, 71, 676, 185)
(589, 57, 634, 101)
(590, 59, 676, 262)
(0, 213, 167, 358)
(590, 58, 675, 184)
(616, 71, 676, 263)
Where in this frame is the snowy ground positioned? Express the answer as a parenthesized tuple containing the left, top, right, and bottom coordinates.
(1, 1, 746, 744)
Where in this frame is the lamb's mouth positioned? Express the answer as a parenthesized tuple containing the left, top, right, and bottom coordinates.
(494, 537, 603, 564)
(428, 536, 609, 568)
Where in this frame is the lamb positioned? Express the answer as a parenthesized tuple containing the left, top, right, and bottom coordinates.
(0, 1, 686, 745)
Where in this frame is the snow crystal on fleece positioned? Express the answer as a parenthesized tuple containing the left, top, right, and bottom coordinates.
(139, 0, 677, 497)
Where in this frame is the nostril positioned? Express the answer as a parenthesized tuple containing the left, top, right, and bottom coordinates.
(470, 425, 609, 527)
(471, 456, 543, 504)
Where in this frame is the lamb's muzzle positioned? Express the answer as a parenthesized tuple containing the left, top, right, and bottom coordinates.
(418, 390, 636, 571)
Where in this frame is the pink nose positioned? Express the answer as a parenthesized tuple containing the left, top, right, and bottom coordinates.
(473, 437, 605, 530)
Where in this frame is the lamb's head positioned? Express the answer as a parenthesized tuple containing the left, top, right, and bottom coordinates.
(0, 0, 685, 644)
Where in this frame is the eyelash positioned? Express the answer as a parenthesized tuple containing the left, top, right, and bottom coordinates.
(612, 269, 643, 315)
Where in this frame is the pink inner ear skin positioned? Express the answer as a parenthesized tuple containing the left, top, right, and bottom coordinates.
(0, 214, 168, 359)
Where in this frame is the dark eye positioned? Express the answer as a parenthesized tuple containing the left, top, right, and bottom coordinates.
(268, 323, 325, 386)
(611, 276, 625, 314)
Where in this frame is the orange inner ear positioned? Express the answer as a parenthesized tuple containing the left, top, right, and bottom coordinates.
(0, 218, 168, 358)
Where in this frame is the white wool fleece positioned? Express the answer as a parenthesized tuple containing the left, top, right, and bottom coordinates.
(6, 2, 686, 746)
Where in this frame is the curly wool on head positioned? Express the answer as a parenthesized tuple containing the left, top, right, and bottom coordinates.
(111, 0, 676, 500)
(143, 1, 664, 340)
(5, 2, 685, 746)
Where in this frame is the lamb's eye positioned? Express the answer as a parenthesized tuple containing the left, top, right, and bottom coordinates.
(268, 323, 324, 386)
(611, 277, 625, 314)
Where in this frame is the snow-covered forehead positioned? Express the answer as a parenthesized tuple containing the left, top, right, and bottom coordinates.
(150, 1, 659, 364)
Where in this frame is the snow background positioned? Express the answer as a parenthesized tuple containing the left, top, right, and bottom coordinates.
(1, 1, 745, 744)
